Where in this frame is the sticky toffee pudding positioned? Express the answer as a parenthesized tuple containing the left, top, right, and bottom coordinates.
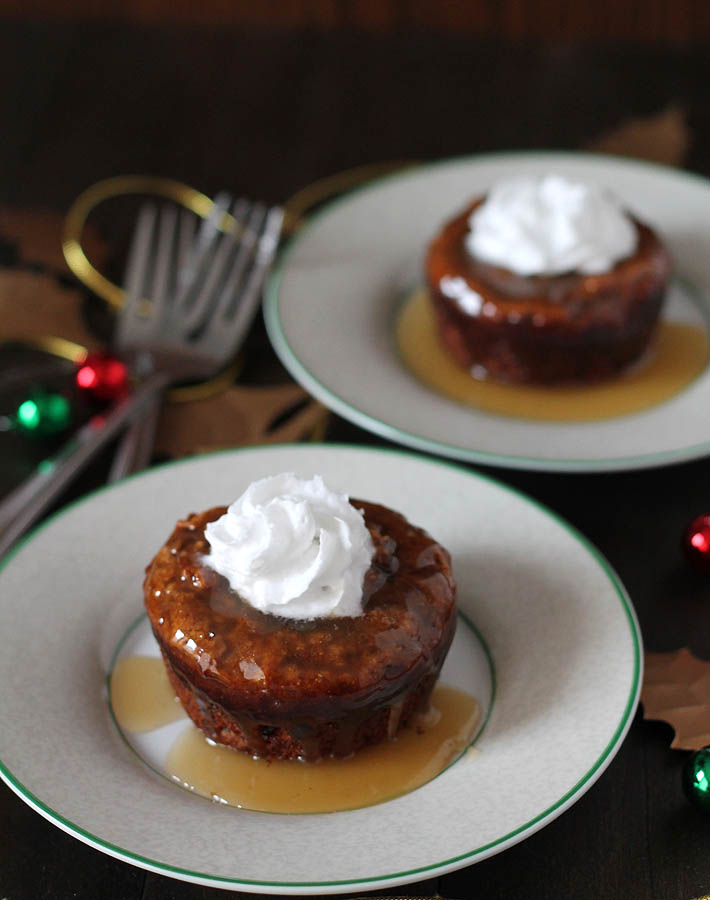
(143, 501, 457, 762)
(426, 186, 672, 385)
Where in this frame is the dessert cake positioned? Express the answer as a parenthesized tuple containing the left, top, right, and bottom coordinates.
(143, 476, 457, 762)
(425, 175, 671, 384)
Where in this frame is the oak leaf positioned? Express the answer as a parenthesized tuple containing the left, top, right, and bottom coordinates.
(642, 649, 710, 750)
(154, 383, 328, 458)
(0, 207, 106, 354)
(585, 103, 690, 167)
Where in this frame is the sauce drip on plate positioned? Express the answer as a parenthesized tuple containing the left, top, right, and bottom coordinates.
(110, 657, 480, 814)
(396, 287, 709, 422)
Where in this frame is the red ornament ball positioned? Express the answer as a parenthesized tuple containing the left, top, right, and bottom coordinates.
(683, 514, 710, 573)
(76, 352, 130, 402)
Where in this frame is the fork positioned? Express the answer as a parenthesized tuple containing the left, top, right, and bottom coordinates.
(109, 193, 279, 479)
(0, 196, 283, 558)
(107, 190, 234, 481)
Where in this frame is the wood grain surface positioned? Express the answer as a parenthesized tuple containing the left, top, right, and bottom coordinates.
(0, 0, 709, 44)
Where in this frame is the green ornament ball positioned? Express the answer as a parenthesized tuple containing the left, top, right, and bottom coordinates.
(15, 390, 71, 436)
(682, 748, 710, 811)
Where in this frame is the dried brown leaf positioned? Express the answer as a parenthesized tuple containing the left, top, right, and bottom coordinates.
(0, 269, 100, 353)
(642, 648, 710, 750)
(154, 383, 328, 458)
(0, 207, 107, 353)
(0, 206, 107, 275)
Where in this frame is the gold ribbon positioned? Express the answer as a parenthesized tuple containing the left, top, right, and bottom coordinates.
(52, 161, 416, 402)
(62, 161, 416, 309)
(62, 174, 240, 312)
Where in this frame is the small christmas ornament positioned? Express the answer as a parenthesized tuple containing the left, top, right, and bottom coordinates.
(683, 748, 710, 811)
(14, 390, 71, 436)
(683, 515, 710, 573)
(75, 351, 130, 402)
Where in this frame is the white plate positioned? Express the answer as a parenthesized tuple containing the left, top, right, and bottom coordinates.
(265, 152, 710, 471)
(0, 444, 640, 893)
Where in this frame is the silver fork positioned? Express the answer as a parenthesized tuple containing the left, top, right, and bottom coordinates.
(107, 190, 233, 481)
(110, 194, 278, 479)
(0, 196, 283, 558)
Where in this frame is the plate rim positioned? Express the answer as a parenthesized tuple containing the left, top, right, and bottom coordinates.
(264, 149, 710, 473)
(0, 442, 642, 892)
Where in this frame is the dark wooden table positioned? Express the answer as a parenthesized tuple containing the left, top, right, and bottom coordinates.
(2, 18, 710, 900)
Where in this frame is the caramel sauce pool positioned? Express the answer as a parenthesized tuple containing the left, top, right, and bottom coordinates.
(110, 657, 186, 732)
(396, 288, 709, 421)
(110, 655, 481, 814)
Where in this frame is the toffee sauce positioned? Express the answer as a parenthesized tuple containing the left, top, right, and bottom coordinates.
(397, 287, 708, 422)
(109, 656, 480, 814)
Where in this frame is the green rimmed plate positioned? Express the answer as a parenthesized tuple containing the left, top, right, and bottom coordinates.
(265, 151, 710, 471)
(0, 444, 639, 893)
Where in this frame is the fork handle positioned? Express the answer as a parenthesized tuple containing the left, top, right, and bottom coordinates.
(0, 372, 169, 558)
(107, 392, 162, 483)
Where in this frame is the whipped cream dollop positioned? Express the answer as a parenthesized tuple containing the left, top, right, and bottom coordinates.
(465, 174, 638, 276)
(203, 473, 374, 620)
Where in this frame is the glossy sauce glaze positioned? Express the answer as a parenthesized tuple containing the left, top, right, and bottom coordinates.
(425, 200, 671, 384)
(109, 656, 480, 814)
(143, 501, 457, 761)
(397, 287, 708, 422)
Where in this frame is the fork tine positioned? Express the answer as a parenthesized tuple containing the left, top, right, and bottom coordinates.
(174, 191, 232, 312)
(228, 204, 283, 335)
(194, 200, 261, 337)
(228, 197, 250, 238)
(176, 207, 197, 275)
(181, 212, 240, 334)
(239, 205, 284, 306)
(148, 204, 178, 324)
(121, 204, 155, 310)
(180, 196, 254, 335)
(220, 201, 267, 318)
(114, 203, 157, 346)
(195, 190, 233, 256)
(201, 204, 283, 362)
(109, 202, 167, 482)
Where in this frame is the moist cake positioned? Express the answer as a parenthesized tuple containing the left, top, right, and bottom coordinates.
(425, 175, 671, 384)
(143, 475, 457, 762)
